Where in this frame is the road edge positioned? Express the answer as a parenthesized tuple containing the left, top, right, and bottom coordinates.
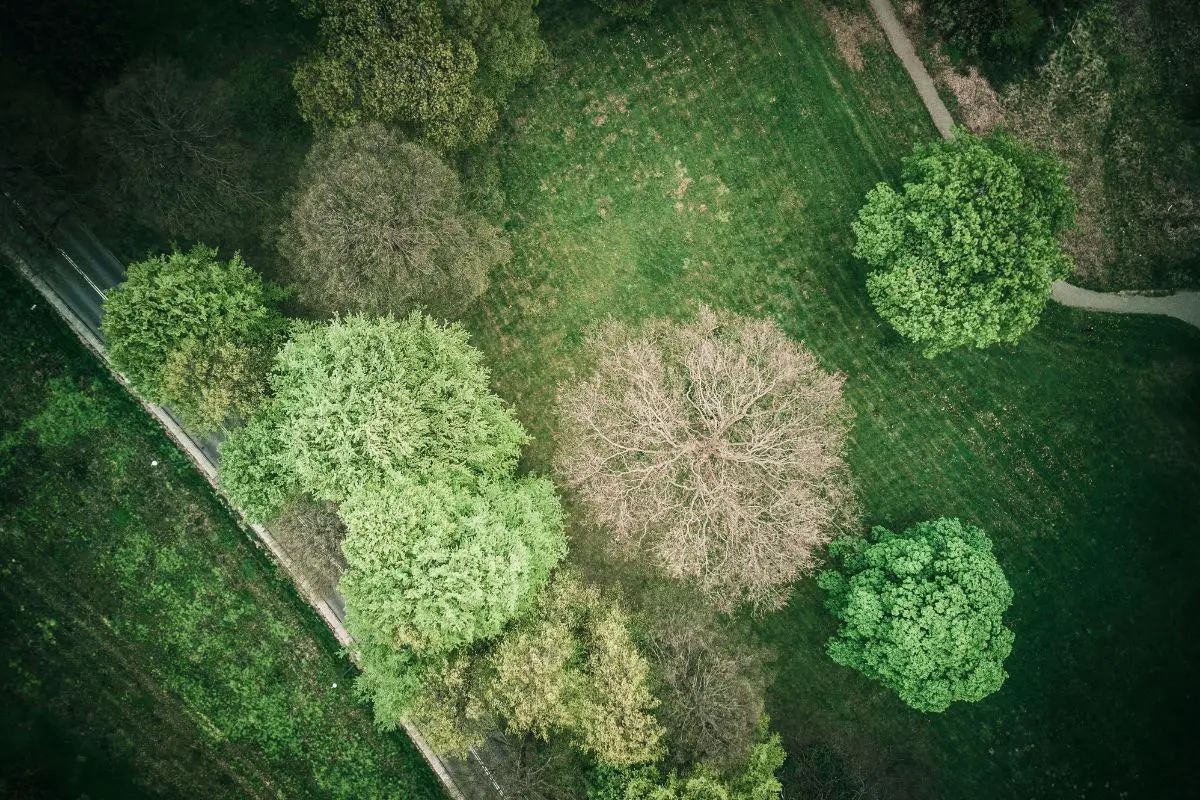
(2, 241, 469, 800)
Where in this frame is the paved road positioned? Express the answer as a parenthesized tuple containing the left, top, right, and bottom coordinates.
(2, 183, 505, 798)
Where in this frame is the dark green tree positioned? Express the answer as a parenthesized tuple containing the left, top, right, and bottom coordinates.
(818, 518, 1016, 713)
(293, 0, 546, 148)
(591, 0, 656, 19)
(853, 131, 1074, 357)
(101, 244, 285, 432)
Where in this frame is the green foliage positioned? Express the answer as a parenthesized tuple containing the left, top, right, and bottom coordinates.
(589, 716, 786, 800)
(219, 313, 527, 516)
(819, 518, 1016, 713)
(409, 574, 664, 766)
(592, 0, 657, 19)
(217, 404, 297, 522)
(339, 474, 566, 652)
(293, 0, 545, 148)
(0, 269, 444, 798)
(100, 244, 286, 432)
(853, 131, 1075, 356)
(279, 122, 510, 318)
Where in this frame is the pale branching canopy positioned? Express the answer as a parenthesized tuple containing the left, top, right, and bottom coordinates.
(556, 306, 855, 610)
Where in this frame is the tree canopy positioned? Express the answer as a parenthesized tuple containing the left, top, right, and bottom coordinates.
(279, 123, 509, 319)
(818, 518, 1016, 713)
(292, 0, 545, 148)
(556, 306, 855, 611)
(408, 574, 665, 766)
(101, 244, 285, 433)
(339, 474, 566, 652)
(590, 716, 786, 800)
(592, 0, 657, 19)
(853, 130, 1075, 357)
(93, 59, 255, 240)
(219, 313, 527, 517)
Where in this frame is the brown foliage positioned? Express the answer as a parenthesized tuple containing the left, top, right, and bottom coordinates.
(278, 122, 510, 318)
(92, 59, 255, 239)
(556, 306, 855, 611)
(643, 606, 772, 772)
(822, 8, 883, 72)
(270, 496, 347, 594)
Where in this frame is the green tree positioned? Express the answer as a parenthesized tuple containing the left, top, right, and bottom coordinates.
(293, 0, 545, 148)
(279, 123, 509, 318)
(592, 0, 657, 19)
(339, 474, 566, 652)
(101, 244, 285, 432)
(219, 313, 527, 517)
(852, 131, 1074, 357)
(590, 716, 786, 800)
(408, 574, 664, 766)
(818, 518, 1016, 712)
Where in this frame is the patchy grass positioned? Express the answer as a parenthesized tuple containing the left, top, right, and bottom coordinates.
(0, 265, 444, 799)
(467, 0, 1200, 797)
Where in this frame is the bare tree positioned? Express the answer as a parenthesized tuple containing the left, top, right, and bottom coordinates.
(556, 306, 856, 610)
(93, 59, 255, 239)
(643, 606, 772, 772)
(277, 122, 510, 319)
(270, 496, 347, 595)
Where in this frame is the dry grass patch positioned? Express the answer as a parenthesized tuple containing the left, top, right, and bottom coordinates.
(821, 7, 883, 72)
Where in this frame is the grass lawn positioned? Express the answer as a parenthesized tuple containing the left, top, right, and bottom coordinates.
(466, 0, 1200, 797)
(0, 266, 444, 799)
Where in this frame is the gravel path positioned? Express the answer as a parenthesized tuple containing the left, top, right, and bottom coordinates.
(867, 0, 955, 139)
(868, 0, 1200, 331)
(1052, 280, 1200, 330)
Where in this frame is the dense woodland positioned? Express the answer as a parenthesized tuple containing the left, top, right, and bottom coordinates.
(2, 1, 1198, 799)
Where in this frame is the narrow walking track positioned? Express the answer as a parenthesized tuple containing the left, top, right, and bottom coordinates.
(867, 0, 1200, 331)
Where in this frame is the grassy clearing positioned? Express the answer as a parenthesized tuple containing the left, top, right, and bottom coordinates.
(0, 266, 443, 799)
(466, 0, 1200, 797)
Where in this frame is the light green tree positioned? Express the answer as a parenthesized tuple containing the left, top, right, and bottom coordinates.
(408, 574, 664, 766)
(338, 474, 566, 652)
(101, 244, 285, 433)
(818, 518, 1016, 712)
(293, 0, 546, 148)
(219, 313, 527, 518)
(853, 131, 1075, 357)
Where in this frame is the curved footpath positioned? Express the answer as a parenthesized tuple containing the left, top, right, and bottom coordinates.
(868, 0, 1200, 331)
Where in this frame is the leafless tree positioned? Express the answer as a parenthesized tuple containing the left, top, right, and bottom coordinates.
(277, 122, 510, 319)
(556, 306, 856, 611)
(643, 606, 772, 772)
(93, 59, 256, 239)
(270, 496, 347, 595)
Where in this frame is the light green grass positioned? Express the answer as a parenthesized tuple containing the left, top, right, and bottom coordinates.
(466, 1, 1200, 797)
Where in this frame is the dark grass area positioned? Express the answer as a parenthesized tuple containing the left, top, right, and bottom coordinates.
(466, 0, 1200, 797)
(0, 265, 445, 799)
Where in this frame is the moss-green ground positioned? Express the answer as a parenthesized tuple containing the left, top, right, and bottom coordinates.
(466, 1, 1200, 796)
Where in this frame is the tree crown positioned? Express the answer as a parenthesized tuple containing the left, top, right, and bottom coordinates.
(818, 518, 1016, 712)
(853, 130, 1075, 356)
